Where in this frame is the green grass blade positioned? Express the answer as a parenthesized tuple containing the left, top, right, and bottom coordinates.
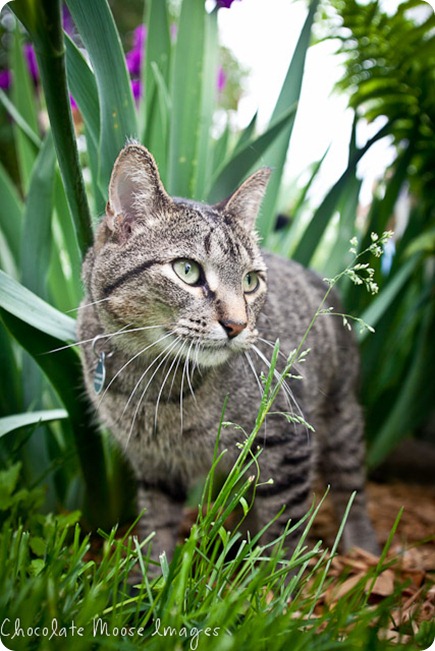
(0, 410, 68, 439)
(167, 0, 206, 196)
(0, 270, 76, 342)
(257, 0, 320, 239)
(66, 0, 138, 192)
(20, 131, 56, 300)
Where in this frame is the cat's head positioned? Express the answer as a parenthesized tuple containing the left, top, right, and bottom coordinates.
(85, 143, 271, 368)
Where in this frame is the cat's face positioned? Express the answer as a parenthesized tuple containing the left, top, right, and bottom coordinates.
(85, 144, 271, 368)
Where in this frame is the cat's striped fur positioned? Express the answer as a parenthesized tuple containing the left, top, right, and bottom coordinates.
(77, 143, 378, 561)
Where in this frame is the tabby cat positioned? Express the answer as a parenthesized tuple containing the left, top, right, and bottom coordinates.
(77, 143, 378, 562)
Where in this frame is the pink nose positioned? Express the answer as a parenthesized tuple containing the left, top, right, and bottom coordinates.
(219, 320, 247, 339)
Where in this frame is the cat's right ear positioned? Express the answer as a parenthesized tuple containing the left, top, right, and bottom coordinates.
(98, 144, 171, 245)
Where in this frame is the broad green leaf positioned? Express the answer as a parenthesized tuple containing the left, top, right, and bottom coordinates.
(358, 256, 419, 342)
(66, 0, 138, 192)
(194, 8, 219, 199)
(367, 298, 435, 467)
(258, 0, 320, 239)
(168, 0, 206, 196)
(0, 410, 68, 439)
(65, 35, 105, 214)
(320, 174, 362, 277)
(293, 122, 391, 267)
(211, 122, 231, 179)
(0, 89, 41, 148)
(344, 138, 416, 312)
(10, 25, 39, 191)
(64, 34, 100, 151)
(206, 104, 297, 204)
(404, 227, 435, 257)
(232, 112, 258, 157)
(0, 161, 24, 265)
(144, 62, 171, 184)
(0, 270, 76, 342)
(0, 309, 115, 530)
(50, 171, 83, 310)
(272, 146, 330, 257)
(141, 0, 171, 141)
(20, 131, 56, 300)
(0, 320, 22, 416)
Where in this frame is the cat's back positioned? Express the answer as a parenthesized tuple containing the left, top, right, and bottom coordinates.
(239, 251, 359, 413)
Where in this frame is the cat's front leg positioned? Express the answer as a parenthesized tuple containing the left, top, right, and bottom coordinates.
(135, 482, 185, 572)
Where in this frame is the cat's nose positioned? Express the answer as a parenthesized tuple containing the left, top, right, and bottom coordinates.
(219, 319, 247, 339)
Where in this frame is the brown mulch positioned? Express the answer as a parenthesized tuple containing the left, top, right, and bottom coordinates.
(308, 481, 435, 644)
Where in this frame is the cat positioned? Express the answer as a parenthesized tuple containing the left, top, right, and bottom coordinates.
(77, 143, 379, 566)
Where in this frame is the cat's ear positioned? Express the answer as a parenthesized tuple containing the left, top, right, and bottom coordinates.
(216, 168, 272, 231)
(104, 143, 171, 239)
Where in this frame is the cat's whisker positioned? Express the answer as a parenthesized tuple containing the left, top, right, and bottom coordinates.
(167, 341, 186, 401)
(251, 344, 306, 428)
(125, 337, 182, 447)
(244, 351, 264, 398)
(187, 340, 202, 398)
(99, 331, 175, 407)
(67, 297, 111, 313)
(257, 336, 304, 377)
(179, 339, 197, 434)
(47, 322, 133, 354)
(121, 335, 178, 421)
(154, 340, 186, 432)
(48, 323, 167, 354)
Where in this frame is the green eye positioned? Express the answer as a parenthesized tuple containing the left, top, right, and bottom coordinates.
(172, 259, 202, 285)
(243, 271, 260, 294)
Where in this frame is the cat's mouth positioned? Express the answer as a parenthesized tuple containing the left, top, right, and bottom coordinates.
(154, 328, 254, 369)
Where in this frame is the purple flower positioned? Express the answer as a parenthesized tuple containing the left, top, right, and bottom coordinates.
(24, 44, 39, 84)
(62, 5, 75, 36)
(131, 79, 142, 102)
(126, 25, 146, 77)
(217, 66, 227, 93)
(216, 0, 240, 8)
(0, 69, 11, 90)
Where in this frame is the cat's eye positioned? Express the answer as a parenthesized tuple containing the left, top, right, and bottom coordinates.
(172, 259, 202, 286)
(243, 271, 260, 294)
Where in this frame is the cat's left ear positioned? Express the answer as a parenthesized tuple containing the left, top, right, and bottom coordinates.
(216, 168, 272, 231)
(107, 143, 171, 225)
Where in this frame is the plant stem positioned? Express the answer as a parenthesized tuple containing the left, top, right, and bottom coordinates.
(12, 0, 93, 257)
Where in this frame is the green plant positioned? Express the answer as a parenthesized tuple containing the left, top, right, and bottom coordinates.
(319, 0, 435, 465)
